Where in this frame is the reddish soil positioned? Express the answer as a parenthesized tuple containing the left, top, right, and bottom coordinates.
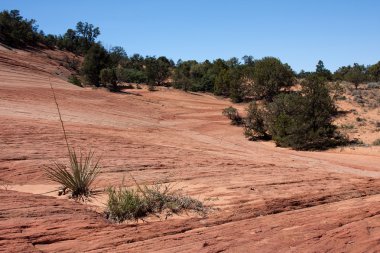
(1, 46, 380, 252)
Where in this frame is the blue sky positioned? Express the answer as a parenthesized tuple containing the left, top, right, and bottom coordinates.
(2, 0, 379, 71)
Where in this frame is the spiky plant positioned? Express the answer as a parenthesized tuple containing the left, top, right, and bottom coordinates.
(44, 149, 101, 199)
(45, 79, 101, 199)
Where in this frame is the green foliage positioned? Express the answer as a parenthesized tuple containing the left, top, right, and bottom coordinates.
(44, 149, 101, 199)
(109, 46, 127, 67)
(145, 56, 172, 88)
(244, 101, 268, 139)
(222, 106, 243, 125)
(368, 62, 380, 82)
(315, 60, 332, 80)
(297, 69, 313, 79)
(251, 57, 294, 101)
(57, 22, 100, 54)
(100, 68, 118, 91)
(266, 75, 346, 150)
(345, 63, 367, 89)
(116, 67, 147, 84)
(105, 179, 208, 223)
(106, 186, 146, 222)
(81, 43, 109, 86)
(68, 74, 82, 86)
(0, 10, 41, 48)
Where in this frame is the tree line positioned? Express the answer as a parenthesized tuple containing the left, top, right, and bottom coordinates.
(1, 9, 377, 150)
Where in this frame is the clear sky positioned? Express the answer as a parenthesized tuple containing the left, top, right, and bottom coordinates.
(2, 0, 379, 72)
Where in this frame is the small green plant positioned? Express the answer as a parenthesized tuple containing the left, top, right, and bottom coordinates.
(105, 177, 208, 223)
(106, 186, 146, 222)
(68, 74, 82, 86)
(373, 139, 380, 146)
(222, 106, 243, 125)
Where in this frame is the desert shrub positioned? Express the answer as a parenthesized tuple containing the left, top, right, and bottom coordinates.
(222, 106, 243, 125)
(244, 101, 269, 139)
(328, 81, 345, 100)
(100, 68, 118, 91)
(266, 75, 347, 150)
(106, 186, 146, 222)
(373, 139, 380, 146)
(68, 74, 82, 86)
(105, 179, 208, 223)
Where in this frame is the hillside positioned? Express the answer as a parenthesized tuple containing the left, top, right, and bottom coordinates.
(1, 47, 380, 252)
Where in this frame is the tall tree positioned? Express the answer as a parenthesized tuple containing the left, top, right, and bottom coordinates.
(315, 60, 332, 80)
(81, 43, 109, 86)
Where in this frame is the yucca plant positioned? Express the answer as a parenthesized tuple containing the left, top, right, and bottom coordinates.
(44, 149, 101, 199)
(45, 79, 101, 200)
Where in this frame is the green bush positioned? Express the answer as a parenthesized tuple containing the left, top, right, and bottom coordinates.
(222, 106, 243, 125)
(105, 179, 208, 223)
(244, 101, 269, 139)
(100, 68, 118, 91)
(106, 186, 146, 222)
(265, 75, 347, 150)
(67, 75, 82, 86)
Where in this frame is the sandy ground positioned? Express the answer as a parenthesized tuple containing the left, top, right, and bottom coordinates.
(0, 47, 380, 252)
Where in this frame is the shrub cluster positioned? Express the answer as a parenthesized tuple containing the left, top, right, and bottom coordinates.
(244, 75, 348, 150)
(105, 180, 208, 222)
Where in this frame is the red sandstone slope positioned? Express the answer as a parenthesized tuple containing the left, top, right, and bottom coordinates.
(0, 46, 379, 252)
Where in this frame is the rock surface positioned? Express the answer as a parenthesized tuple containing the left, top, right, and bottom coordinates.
(0, 46, 379, 252)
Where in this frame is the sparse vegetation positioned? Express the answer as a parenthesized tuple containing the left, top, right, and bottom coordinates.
(105, 178, 208, 223)
(373, 139, 380, 146)
(68, 74, 82, 86)
(222, 106, 243, 125)
(2, 9, 378, 152)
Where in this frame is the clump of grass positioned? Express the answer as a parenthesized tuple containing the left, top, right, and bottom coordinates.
(44, 149, 101, 199)
(45, 79, 101, 200)
(105, 178, 208, 223)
